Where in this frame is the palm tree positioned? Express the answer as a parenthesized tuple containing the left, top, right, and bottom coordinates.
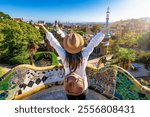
(115, 48, 135, 70)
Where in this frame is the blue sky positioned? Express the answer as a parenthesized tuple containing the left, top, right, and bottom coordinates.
(0, 0, 150, 22)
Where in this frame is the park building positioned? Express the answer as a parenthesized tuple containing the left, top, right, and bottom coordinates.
(13, 18, 23, 22)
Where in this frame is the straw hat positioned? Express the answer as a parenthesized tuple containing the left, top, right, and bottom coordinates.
(63, 33, 84, 54)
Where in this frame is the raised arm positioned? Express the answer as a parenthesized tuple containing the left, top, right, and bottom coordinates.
(35, 24, 66, 61)
(82, 31, 105, 59)
(35, 23, 49, 33)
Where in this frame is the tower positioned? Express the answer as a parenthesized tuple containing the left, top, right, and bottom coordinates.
(92, 7, 111, 57)
(101, 7, 111, 56)
(106, 7, 110, 28)
(104, 7, 111, 39)
(54, 20, 58, 28)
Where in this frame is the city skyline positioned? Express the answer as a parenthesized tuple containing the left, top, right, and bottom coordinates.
(0, 0, 150, 22)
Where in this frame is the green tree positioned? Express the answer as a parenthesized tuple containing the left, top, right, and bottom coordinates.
(108, 39, 120, 54)
(0, 12, 11, 20)
(91, 24, 100, 33)
(120, 32, 139, 48)
(115, 48, 135, 70)
(138, 31, 150, 51)
(0, 19, 42, 64)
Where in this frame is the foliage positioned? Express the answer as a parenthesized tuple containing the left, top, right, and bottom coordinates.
(79, 26, 87, 33)
(110, 18, 149, 36)
(77, 31, 85, 36)
(50, 52, 59, 65)
(108, 39, 120, 54)
(91, 24, 100, 33)
(108, 32, 139, 54)
(115, 48, 135, 63)
(0, 18, 42, 64)
(34, 52, 58, 66)
(136, 52, 150, 70)
(113, 32, 140, 49)
(121, 32, 139, 48)
(138, 31, 150, 51)
(9, 52, 30, 64)
(0, 72, 14, 90)
(0, 12, 11, 20)
(113, 48, 135, 69)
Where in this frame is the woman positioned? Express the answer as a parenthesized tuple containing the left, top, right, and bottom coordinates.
(36, 24, 105, 100)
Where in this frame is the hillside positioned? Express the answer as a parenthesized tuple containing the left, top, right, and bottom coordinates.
(109, 18, 150, 35)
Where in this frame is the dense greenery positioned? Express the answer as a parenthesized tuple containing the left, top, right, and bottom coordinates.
(109, 18, 150, 65)
(109, 32, 140, 53)
(109, 29, 150, 69)
(0, 12, 42, 64)
(115, 48, 135, 62)
(114, 48, 135, 69)
(138, 31, 150, 51)
(91, 24, 101, 33)
(34, 52, 58, 66)
(0, 12, 11, 20)
(0, 72, 14, 90)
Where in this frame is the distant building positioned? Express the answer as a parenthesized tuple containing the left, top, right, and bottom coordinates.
(38, 20, 44, 24)
(13, 18, 23, 22)
(45, 22, 53, 26)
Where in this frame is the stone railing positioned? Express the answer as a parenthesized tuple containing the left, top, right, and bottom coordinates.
(0, 64, 150, 100)
(87, 65, 150, 99)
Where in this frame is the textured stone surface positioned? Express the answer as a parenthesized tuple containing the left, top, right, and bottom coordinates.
(87, 66, 117, 98)
(23, 86, 108, 100)
(1, 64, 149, 100)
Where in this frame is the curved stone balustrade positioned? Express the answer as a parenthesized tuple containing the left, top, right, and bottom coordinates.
(0, 64, 150, 100)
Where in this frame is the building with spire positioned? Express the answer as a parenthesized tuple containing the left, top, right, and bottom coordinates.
(106, 7, 110, 27)
(92, 7, 111, 56)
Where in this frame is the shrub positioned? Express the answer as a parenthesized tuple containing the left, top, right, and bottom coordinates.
(34, 52, 58, 66)
(115, 48, 136, 63)
(0, 72, 14, 90)
(9, 53, 30, 65)
(114, 48, 136, 69)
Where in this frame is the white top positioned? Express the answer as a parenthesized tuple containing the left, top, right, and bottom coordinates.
(46, 31, 105, 90)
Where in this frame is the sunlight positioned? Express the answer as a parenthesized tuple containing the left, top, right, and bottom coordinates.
(123, 0, 150, 17)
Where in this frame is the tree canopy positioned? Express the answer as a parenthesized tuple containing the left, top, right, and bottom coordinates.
(0, 12, 11, 20)
(138, 31, 150, 51)
(0, 16, 42, 64)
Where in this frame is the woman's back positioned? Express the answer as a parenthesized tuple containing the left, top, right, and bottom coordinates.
(46, 31, 105, 90)
(35, 23, 105, 99)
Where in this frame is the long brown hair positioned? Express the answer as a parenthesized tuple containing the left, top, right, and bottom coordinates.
(65, 51, 83, 72)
